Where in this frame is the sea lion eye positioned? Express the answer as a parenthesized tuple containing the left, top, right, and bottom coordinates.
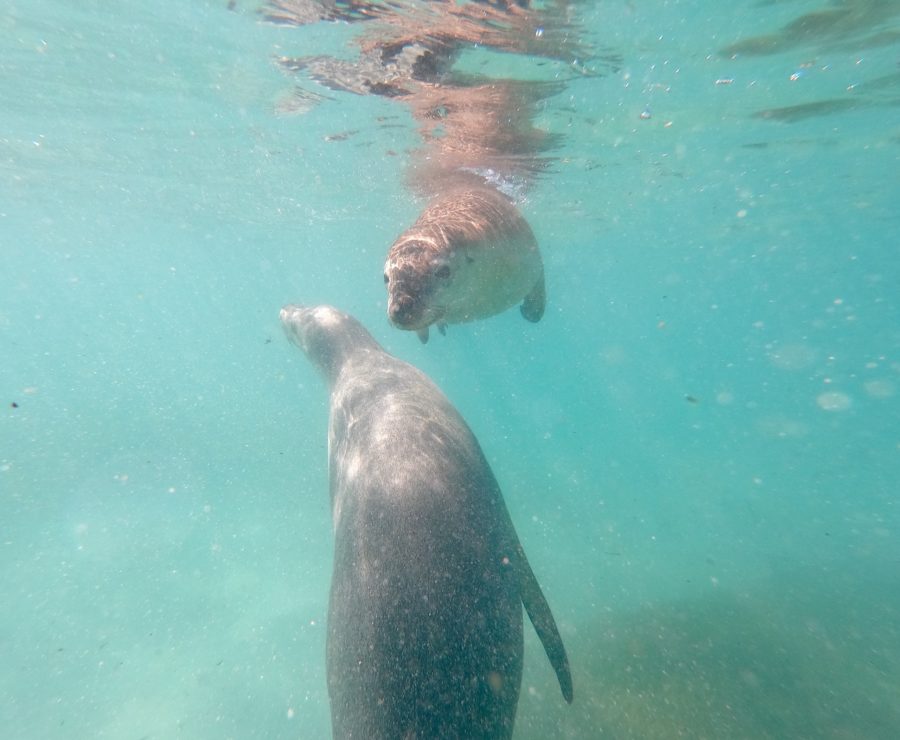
(383, 272, 389, 284)
(434, 265, 450, 279)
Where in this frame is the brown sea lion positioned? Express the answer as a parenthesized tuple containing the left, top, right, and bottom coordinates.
(267, 0, 605, 343)
(384, 185, 545, 342)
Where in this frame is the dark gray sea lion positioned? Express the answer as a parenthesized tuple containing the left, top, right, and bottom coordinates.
(384, 185, 546, 343)
(280, 303, 572, 739)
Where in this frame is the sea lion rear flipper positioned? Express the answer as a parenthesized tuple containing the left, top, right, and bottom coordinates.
(517, 543, 573, 703)
(520, 270, 545, 323)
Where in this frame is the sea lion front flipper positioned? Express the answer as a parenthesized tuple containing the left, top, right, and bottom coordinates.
(520, 270, 545, 323)
(416, 327, 430, 344)
(517, 543, 573, 703)
(437, 321, 447, 336)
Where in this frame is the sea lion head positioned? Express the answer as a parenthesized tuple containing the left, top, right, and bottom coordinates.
(281, 304, 381, 384)
(383, 237, 455, 335)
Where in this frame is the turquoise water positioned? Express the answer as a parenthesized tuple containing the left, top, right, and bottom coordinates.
(2, 1, 899, 737)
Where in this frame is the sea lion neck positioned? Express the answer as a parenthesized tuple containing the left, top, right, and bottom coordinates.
(280, 304, 383, 386)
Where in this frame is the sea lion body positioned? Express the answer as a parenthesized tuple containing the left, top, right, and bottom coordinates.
(384, 186, 545, 342)
(280, 304, 572, 739)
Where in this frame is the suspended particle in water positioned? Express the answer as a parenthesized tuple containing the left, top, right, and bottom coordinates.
(768, 343, 816, 370)
(863, 380, 895, 399)
(816, 391, 852, 411)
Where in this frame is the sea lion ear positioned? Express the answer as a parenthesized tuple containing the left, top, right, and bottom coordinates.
(520, 269, 546, 323)
(417, 327, 430, 344)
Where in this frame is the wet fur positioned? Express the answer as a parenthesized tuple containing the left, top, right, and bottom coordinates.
(384, 185, 545, 340)
(281, 304, 573, 739)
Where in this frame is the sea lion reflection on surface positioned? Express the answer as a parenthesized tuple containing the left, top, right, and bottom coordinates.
(265, 0, 606, 341)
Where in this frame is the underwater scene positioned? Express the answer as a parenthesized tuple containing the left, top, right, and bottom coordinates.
(2, 0, 899, 737)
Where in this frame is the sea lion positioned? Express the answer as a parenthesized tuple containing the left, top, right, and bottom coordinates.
(384, 185, 546, 342)
(280, 304, 572, 740)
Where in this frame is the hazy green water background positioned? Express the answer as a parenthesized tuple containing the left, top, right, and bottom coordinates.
(2, 1, 899, 737)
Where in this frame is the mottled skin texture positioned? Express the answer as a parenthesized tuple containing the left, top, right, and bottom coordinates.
(384, 185, 545, 342)
(281, 304, 572, 739)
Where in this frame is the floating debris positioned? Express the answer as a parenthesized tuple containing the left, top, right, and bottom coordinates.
(274, 86, 330, 116)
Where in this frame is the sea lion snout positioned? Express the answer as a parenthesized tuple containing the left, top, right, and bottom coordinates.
(280, 304, 310, 349)
(385, 257, 433, 329)
(387, 291, 425, 328)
